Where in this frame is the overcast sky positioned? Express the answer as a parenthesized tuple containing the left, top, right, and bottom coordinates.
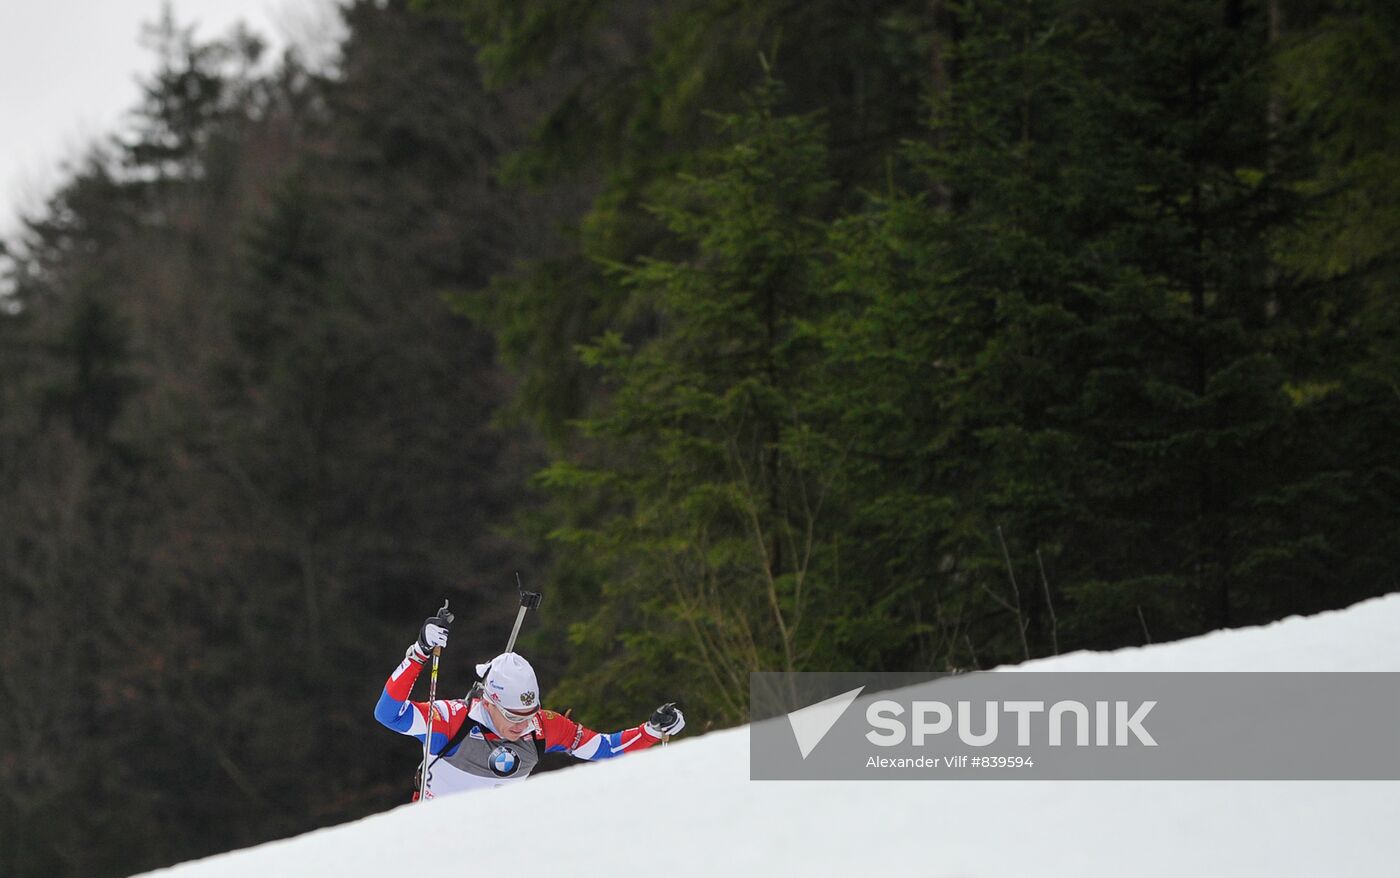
(1, 0, 338, 239)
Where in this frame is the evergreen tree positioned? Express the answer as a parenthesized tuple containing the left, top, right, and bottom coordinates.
(534, 79, 842, 724)
(813, 0, 1398, 667)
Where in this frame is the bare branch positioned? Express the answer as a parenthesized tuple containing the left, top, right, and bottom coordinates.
(1137, 605, 1154, 644)
(1036, 548, 1059, 656)
(994, 525, 1031, 661)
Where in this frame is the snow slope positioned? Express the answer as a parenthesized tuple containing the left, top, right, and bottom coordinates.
(138, 595, 1400, 878)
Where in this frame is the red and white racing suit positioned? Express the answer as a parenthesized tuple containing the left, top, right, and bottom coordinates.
(374, 650, 663, 796)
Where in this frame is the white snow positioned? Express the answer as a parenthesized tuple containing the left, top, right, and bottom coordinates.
(137, 594, 1400, 878)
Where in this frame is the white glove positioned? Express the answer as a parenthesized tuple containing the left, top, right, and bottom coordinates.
(411, 608, 453, 659)
(646, 702, 685, 737)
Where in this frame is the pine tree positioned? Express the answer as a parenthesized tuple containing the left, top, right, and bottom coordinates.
(533, 79, 842, 724)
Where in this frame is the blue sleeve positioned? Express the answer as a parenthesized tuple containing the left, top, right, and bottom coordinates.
(537, 712, 658, 761)
(374, 690, 456, 754)
(373, 653, 455, 755)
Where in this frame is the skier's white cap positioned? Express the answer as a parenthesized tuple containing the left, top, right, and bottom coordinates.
(475, 652, 540, 714)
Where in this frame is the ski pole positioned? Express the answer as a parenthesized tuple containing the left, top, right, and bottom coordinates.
(418, 599, 451, 802)
(504, 572, 542, 654)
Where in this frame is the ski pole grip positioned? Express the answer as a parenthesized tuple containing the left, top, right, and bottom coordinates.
(504, 574, 541, 655)
(515, 571, 542, 611)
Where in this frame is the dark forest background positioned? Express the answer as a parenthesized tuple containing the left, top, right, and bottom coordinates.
(1, 0, 1397, 874)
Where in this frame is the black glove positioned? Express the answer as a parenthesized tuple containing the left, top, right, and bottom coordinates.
(647, 702, 685, 737)
(414, 604, 454, 657)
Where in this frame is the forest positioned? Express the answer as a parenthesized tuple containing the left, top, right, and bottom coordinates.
(1, 0, 1397, 875)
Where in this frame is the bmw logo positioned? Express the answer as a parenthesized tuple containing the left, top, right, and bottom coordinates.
(488, 744, 519, 777)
